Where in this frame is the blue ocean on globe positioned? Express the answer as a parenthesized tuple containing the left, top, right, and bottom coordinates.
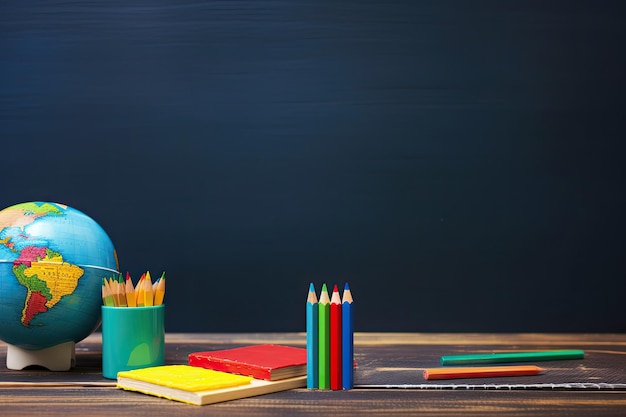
(0, 202, 119, 350)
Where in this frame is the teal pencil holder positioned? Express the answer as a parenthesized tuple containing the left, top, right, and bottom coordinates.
(101, 305, 165, 379)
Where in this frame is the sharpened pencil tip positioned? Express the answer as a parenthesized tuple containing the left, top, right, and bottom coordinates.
(344, 282, 349, 290)
(321, 283, 327, 291)
(309, 282, 315, 292)
(333, 284, 338, 292)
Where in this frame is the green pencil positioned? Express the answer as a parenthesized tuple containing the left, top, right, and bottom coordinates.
(318, 284, 331, 389)
(441, 349, 585, 366)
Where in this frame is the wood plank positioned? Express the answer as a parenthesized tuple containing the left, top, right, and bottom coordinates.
(1, 333, 626, 416)
(1, 387, 626, 417)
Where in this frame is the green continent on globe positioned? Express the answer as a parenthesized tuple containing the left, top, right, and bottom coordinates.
(0, 202, 64, 236)
(12, 247, 84, 327)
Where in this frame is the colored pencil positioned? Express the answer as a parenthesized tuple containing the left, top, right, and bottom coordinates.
(330, 284, 342, 390)
(424, 365, 544, 380)
(154, 272, 166, 306)
(125, 272, 136, 307)
(440, 350, 585, 366)
(102, 281, 115, 306)
(318, 284, 331, 389)
(341, 282, 354, 389)
(135, 273, 146, 307)
(143, 271, 154, 307)
(117, 274, 127, 307)
(306, 283, 319, 389)
(107, 278, 120, 307)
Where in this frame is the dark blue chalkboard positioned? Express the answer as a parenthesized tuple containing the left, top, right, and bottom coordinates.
(1, 0, 624, 333)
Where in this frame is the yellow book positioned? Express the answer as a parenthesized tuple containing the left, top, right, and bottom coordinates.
(117, 365, 306, 405)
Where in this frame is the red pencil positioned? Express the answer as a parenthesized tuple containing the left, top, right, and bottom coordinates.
(330, 284, 342, 390)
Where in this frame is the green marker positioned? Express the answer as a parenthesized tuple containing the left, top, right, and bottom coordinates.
(318, 284, 331, 389)
(441, 349, 585, 366)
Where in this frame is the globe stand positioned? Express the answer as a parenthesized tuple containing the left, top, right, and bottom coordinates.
(6, 341, 76, 371)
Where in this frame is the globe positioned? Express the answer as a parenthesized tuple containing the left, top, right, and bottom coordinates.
(0, 202, 119, 370)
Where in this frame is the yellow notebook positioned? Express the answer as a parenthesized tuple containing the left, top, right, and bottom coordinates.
(116, 365, 306, 405)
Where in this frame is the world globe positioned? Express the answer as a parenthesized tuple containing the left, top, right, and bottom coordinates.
(0, 202, 119, 370)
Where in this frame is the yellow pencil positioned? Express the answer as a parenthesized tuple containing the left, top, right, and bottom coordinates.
(154, 272, 166, 306)
(143, 271, 154, 307)
(135, 272, 146, 307)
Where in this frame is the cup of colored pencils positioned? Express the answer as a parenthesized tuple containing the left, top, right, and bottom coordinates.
(101, 271, 165, 307)
(101, 271, 166, 379)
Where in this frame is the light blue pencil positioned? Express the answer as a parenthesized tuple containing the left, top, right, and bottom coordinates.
(306, 283, 319, 389)
(342, 282, 354, 389)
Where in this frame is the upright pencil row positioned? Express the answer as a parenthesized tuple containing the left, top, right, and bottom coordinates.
(102, 271, 166, 307)
(306, 282, 354, 390)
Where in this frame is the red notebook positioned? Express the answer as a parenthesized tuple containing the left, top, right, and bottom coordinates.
(188, 344, 307, 381)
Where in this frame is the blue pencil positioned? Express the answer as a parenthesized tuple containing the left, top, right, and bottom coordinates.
(306, 283, 319, 389)
(342, 282, 354, 389)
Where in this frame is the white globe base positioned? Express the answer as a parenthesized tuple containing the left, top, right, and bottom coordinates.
(6, 341, 76, 371)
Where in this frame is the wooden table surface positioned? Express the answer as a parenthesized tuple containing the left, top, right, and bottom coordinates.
(2, 333, 626, 416)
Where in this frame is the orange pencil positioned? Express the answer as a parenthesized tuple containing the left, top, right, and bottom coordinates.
(125, 272, 136, 307)
(423, 365, 544, 380)
(329, 284, 342, 390)
(135, 272, 146, 307)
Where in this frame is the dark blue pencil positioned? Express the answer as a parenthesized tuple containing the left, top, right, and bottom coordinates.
(342, 283, 354, 389)
(306, 283, 319, 389)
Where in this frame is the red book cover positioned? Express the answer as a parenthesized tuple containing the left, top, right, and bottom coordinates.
(188, 344, 307, 381)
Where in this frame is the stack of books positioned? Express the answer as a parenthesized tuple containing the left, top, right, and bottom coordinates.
(116, 344, 307, 405)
